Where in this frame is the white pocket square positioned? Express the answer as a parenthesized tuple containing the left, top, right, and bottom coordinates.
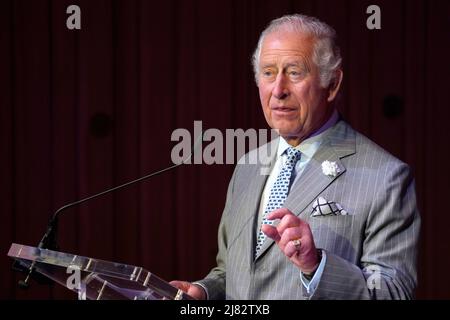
(311, 196, 348, 217)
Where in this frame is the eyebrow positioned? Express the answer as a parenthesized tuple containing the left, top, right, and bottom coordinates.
(260, 62, 307, 70)
(284, 62, 304, 69)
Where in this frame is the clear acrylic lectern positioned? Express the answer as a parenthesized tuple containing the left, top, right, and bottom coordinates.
(8, 243, 193, 300)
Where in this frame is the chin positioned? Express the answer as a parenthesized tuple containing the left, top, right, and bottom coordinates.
(271, 121, 302, 136)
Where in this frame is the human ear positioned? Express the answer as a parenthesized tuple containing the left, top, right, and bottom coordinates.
(327, 69, 343, 102)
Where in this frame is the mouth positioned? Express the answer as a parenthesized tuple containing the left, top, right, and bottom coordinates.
(271, 106, 297, 115)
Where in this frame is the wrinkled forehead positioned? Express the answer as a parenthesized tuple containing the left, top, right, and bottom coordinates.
(259, 31, 316, 65)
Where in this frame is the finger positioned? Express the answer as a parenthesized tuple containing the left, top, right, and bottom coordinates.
(285, 232, 316, 260)
(284, 239, 300, 258)
(278, 227, 302, 249)
(279, 216, 312, 240)
(261, 224, 281, 242)
(169, 280, 189, 292)
(266, 207, 292, 221)
(276, 214, 301, 235)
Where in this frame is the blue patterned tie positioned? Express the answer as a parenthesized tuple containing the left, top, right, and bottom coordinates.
(255, 147, 301, 257)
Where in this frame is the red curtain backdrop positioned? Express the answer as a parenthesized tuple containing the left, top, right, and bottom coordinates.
(1, 0, 449, 299)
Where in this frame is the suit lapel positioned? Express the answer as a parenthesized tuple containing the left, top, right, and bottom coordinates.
(230, 138, 279, 263)
(285, 148, 346, 217)
(254, 121, 356, 260)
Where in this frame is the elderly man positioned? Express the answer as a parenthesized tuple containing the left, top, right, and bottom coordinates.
(171, 14, 420, 299)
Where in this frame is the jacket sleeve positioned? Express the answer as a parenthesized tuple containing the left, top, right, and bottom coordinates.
(310, 163, 421, 300)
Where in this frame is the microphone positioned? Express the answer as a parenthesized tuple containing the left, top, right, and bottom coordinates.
(16, 134, 203, 288)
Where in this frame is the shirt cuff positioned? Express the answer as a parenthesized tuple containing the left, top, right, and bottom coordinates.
(192, 282, 209, 300)
(300, 249, 327, 295)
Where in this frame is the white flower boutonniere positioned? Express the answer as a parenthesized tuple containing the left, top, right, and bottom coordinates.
(321, 160, 340, 177)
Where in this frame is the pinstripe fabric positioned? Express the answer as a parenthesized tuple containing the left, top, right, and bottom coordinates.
(196, 120, 420, 300)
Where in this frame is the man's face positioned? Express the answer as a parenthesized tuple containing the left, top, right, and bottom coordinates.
(257, 31, 337, 146)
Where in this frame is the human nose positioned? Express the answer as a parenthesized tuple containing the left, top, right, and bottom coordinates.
(272, 73, 289, 100)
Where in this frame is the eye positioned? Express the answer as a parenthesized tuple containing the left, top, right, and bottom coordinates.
(287, 69, 305, 81)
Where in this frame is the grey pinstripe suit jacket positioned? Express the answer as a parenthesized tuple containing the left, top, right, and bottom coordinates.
(196, 119, 420, 299)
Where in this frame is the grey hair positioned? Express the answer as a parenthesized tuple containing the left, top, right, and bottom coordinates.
(252, 14, 342, 88)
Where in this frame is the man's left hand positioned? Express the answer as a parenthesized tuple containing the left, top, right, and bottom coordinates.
(262, 207, 319, 274)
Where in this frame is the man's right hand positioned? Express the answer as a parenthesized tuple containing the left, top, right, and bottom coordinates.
(169, 280, 206, 300)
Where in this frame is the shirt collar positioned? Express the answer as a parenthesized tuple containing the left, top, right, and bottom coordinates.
(277, 108, 339, 159)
